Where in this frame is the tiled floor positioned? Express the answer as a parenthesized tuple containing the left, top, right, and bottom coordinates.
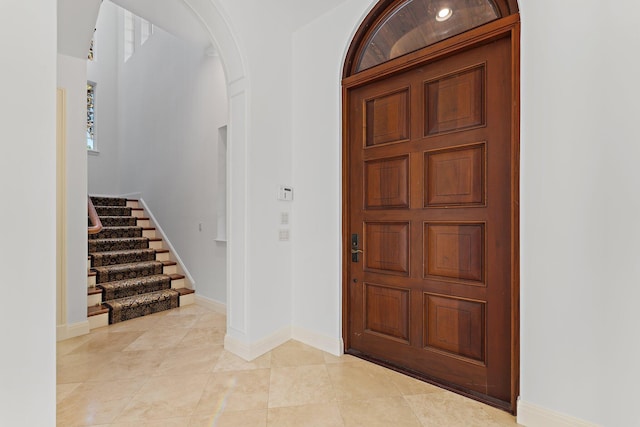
(57, 304, 520, 426)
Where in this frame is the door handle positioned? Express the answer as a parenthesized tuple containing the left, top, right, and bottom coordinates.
(351, 234, 362, 262)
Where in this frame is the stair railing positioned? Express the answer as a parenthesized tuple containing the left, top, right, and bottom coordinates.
(88, 197, 103, 235)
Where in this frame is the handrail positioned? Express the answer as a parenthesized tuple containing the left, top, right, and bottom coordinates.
(88, 197, 103, 235)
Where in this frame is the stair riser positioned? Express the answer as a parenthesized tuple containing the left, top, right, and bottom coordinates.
(107, 292, 179, 324)
(180, 293, 195, 306)
(89, 239, 149, 253)
(91, 250, 157, 268)
(171, 278, 185, 289)
(88, 312, 109, 330)
(95, 207, 132, 217)
(155, 252, 170, 262)
(126, 200, 139, 209)
(88, 294, 102, 306)
(142, 229, 156, 239)
(149, 240, 163, 250)
(89, 228, 143, 240)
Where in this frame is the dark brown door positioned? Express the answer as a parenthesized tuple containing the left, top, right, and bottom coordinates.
(346, 36, 514, 407)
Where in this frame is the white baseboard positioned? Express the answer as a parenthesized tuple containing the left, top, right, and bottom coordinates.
(517, 400, 600, 427)
(138, 198, 197, 289)
(56, 321, 90, 341)
(195, 294, 226, 314)
(292, 326, 343, 357)
(224, 326, 292, 361)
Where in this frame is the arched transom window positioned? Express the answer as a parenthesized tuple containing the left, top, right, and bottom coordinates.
(355, 0, 503, 72)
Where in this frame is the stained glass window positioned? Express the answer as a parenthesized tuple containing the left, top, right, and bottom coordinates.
(87, 82, 96, 150)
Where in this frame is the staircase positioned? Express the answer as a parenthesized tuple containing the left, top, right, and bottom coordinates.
(87, 196, 194, 329)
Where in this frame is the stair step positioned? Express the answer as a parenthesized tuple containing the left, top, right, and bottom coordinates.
(88, 304, 109, 316)
(89, 237, 149, 253)
(155, 249, 170, 261)
(89, 226, 143, 240)
(105, 289, 180, 324)
(177, 287, 195, 306)
(98, 274, 172, 300)
(169, 273, 185, 289)
(126, 199, 139, 208)
(131, 208, 144, 218)
(88, 287, 102, 306)
(148, 238, 163, 250)
(99, 216, 138, 227)
(95, 206, 132, 217)
(90, 196, 127, 207)
(92, 261, 164, 284)
(90, 249, 157, 267)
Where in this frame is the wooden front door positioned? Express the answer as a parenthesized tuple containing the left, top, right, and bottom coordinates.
(344, 31, 517, 410)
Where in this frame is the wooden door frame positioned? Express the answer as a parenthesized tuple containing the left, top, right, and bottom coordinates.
(341, 13, 521, 412)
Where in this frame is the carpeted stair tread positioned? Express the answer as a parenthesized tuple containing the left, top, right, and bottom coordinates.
(105, 289, 180, 323)
(95, 206, 132, 217)
(90, 196, 127, 207)
(98, 274, 171, 300)
(90, 249, 157, 267)
(88, 237, 149, 253)
(92, 260, 165, 284)
(99, 216, 138, 227)
(89, 226, 143, 240)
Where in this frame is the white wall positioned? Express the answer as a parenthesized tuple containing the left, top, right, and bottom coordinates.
(87, 1, 121, 195)
(117, 22, 228, 303)
(57, 55, 90, 329)
(518, 1, 640, 426)
(0, 1, 56, 425)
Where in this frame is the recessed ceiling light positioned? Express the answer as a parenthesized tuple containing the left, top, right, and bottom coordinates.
(436, 7, 453, 22)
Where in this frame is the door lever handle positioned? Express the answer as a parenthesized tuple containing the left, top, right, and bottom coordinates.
(351, 249, 363, 254)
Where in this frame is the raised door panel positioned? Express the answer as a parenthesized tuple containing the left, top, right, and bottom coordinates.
(364, 222, 410, 276)
(364, 283, 410, 343)
(424, 223, 485, 283)
(365, 156, 410, 209)
(365, 88, 410, 146)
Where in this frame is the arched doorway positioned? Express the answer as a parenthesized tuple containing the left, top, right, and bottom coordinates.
(342, 0, 520, 412)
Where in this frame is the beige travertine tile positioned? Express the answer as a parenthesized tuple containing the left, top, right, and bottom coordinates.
(267, 403, 345, 427)
(165, 304, 212, 316)
(67, 330, 144, 353)
(194, 369, 270, 414)
(56, 334, 92, 357)
(192, 311, 227, 327)
(270, 340, 327, 367)
(339, 397, 421, 427)
(405, 391, 519, 427)
(88, 349, 168, 382)
(214, 349, 272, 372)
(110, 417, 192, 426)
(190, 409, 267, 427)
(114, 374, 209, 422)
(379, 369, 443, 396)
(106, 312, 170, 332)
(268, 365, 335, 408)
(179, 327, 226, 348)
(322, 352, 369, 365)
(56, 383, 81, 404)
(327, 362, 402, 401)
(57, 350, 118, 384)
(123, 327, 190, 351)
(148, 313, 199, 329)
(154, 344, 223, 376)
(57, 396, 131, 426)
(56, 379, 145, 425)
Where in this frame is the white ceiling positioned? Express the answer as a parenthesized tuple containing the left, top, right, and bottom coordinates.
(57, 0, 103, 58)
(110, 0, 211, 48)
